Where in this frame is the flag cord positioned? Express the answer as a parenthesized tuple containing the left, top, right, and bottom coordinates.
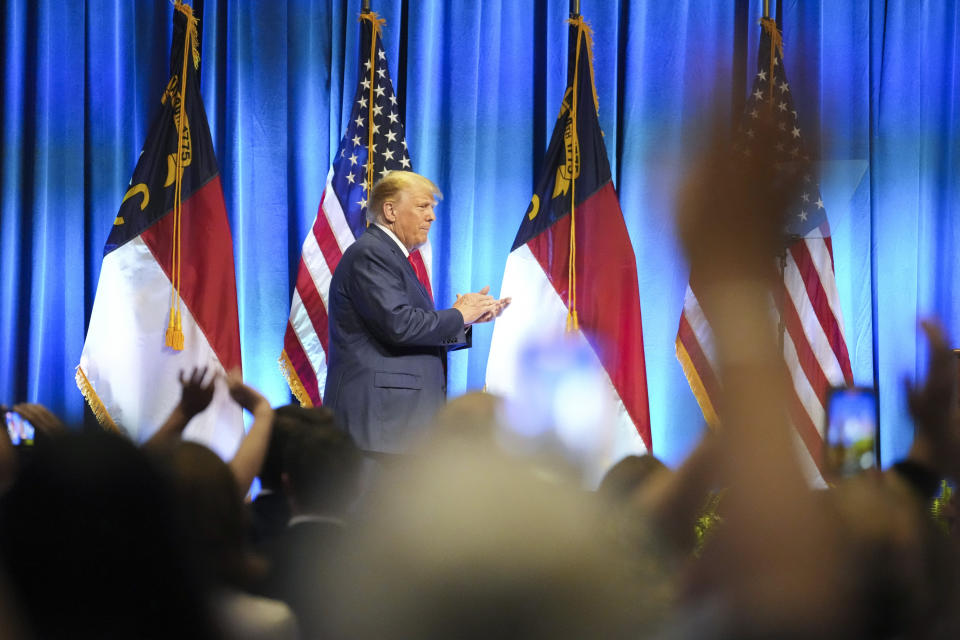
(565, 22, 585, 332)
(166, 2, 196, 351)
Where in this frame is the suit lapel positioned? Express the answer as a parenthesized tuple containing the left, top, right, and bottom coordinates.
(365, 225, 434, 310)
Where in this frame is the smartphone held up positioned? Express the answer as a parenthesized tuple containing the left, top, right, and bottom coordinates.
(4, 409, 35, 447)
(824, 387, 878, 480)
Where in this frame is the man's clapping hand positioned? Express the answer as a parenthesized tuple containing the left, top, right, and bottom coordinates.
(453, 286, 511, 325)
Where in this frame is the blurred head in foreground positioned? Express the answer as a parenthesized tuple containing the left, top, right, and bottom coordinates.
(283, 421, 362, 517)
(598, 454, 669, 507)
(327, 441, 667, 639)
(169, 441, 262, 589)
(428, 390, 504, 446)
(0, 431, 216, 639)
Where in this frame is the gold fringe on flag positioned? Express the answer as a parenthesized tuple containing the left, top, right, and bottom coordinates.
(675, 339, 721, 429)
(75, 366, 123, 434)
(278, 350, 315, 408)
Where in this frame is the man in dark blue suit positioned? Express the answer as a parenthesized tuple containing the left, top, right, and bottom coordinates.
(323, 171, 508, 453)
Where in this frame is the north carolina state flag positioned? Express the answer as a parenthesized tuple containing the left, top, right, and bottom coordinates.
(486, 16, 651, 474)
(77, 1, 242, 459)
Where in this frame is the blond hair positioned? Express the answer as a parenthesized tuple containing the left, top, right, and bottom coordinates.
(367, 171, 443, 224)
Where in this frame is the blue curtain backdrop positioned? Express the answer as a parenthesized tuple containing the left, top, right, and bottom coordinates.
(1, 0, 958, 467)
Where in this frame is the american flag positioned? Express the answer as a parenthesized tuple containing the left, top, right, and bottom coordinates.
(675, 17, 853, 479)
(280, 12, 427, 406)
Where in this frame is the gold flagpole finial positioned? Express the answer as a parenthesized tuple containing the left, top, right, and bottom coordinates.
(763, 0, 770, 19)
(362, 0, 371, 13)
(760, 14, 783, 105)
(570, 0, 580, 17)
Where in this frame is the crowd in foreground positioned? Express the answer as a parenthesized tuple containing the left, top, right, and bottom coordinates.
(3, 120, 960, 639)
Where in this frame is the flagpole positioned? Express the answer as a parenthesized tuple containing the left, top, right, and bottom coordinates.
(765, 0, 782, 345)
(360, 2, 377, 198)
(565, 0, 583, 331)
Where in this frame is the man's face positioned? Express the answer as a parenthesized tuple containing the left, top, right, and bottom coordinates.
(385, 183, 436, 251)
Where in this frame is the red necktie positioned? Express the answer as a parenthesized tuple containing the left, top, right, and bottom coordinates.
(408, 251, 434, 303)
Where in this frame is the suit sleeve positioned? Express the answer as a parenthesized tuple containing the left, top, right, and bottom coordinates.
(347, 246, 466, 348)
(449, 325, 472, 352)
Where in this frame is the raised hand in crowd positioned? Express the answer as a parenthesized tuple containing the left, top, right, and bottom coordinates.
(145, 365, 274, 496)
(225, 368, 275, 496)
(180, 367, 217, 418)
(905, 320, 960, 483)
(144, 366, 216, 452)
(673, 118, 849, 636)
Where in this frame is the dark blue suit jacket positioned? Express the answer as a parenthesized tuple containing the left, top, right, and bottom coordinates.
(323, 225, 467, 452)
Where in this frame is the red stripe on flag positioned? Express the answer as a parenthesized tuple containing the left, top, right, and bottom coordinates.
(315, 193, 344, 276)
(677, 312, 723, 405)
(789, 240, 854, 384)
(821, 236, 854, 384)
(284, 323, 322, 406)
(823, 234, 836, 266)
(526, 182, 651, 449)
(785, 379, 826, 476)
(295, 257, 331, 353)
(779, 284, 831, 407)
(141, 175, 242, 372)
